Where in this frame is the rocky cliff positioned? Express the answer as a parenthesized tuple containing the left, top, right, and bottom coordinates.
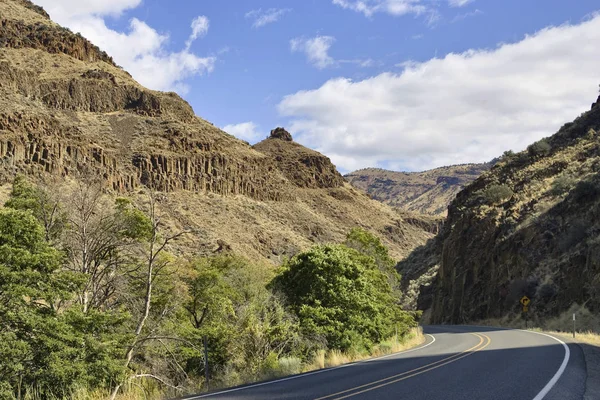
(0, 0, 435, 263)
(410, 97, 600, 323)
(345, 164, 491, 216)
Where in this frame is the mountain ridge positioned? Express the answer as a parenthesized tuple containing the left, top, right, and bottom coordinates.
(0, 0, 434, 264)
(345, 163, 492, 216)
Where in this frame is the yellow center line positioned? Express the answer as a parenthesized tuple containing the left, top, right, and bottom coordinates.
(315, 333, 484, 400)
(315, 333, 492, 400)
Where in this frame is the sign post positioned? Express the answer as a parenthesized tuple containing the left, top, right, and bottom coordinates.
(573, 313, 576, 339)
(520, 296, 531, 329)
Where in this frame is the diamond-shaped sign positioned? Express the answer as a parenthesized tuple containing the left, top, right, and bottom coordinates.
(520, 296, 531, 306)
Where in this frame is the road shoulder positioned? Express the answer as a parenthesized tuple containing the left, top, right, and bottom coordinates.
(535, 331, 598, 400)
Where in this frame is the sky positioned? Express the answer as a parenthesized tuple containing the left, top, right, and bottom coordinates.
(33, 0, 600, 173)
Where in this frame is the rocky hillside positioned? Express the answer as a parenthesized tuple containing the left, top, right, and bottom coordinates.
(400, 97, 600, 324)
(253, 128, 346, 189)
(0, 0, 434, 263)
(345, 164, 491, 216)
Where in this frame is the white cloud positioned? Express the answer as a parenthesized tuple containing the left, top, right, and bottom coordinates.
(34, 0, 142, 19)
(291, 36, 336, 69)
(332, 0, 425, 17)
(33, 0, 215, 93)
(451, 9, 483, 23)
(339, 58, 380, 68)
(186, 15, 209, 49)
(278, 16, 600, 172)
(332, 0, 473, 21)
(245, 8, 291, 28)
(449, 0, 474, 7)
(223, 122, 263, 143)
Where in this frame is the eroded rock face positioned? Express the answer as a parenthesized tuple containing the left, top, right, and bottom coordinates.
(0, 20, 116, 65)
(0, 111, 289, 200)
(0, 62, 195, 121)
(0, 1, 290, 201)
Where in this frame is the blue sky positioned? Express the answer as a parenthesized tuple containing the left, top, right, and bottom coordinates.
(35, 0, 600, 172)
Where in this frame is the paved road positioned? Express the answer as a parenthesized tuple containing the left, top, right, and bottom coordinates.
(182, 326, 587, 400)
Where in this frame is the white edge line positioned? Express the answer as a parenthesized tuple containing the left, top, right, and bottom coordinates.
(519, 330, 570, 400)
(185, 333, 437, 399)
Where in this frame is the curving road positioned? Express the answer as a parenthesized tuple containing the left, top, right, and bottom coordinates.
(182, 326, 587, 400)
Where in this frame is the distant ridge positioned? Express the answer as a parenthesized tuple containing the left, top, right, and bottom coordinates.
(345, 163, 492, 216)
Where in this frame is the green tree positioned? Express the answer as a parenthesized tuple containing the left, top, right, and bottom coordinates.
(5, 175, 66, 242)
(272, 245, 415, 353)
(344, 228, 400, 294)
(176, 256, 304, 386)
(0, 208, 86, 398)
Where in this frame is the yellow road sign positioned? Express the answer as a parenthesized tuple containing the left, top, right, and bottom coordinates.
(523, 305, 529, 312)
(520, 296, 531, 306)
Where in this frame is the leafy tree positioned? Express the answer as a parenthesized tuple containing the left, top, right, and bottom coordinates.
(176, 256, 304, 386)
(110, 192, 187, 399)
(5, 175, 66, 242)
(0, 208, 86, 398)
(272, 244, 415, 352)
(344, 228, 400, 294)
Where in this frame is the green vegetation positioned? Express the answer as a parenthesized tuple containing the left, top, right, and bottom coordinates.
(481, 184, 514, 204)
(0, 178, 416, 399)
(272, 229, 416, 353)
(550, 173, 577, 196)
(527, 138, 552, 157)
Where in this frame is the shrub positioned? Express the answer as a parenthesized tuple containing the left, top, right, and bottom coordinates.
(272, 244, 415, 352)
(481, 184, 514, 204)
(550, 174, 577, 196)
(527, 139, 552, 157)
(501, 150, 515, 160)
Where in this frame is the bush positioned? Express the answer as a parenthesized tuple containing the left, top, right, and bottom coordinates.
(481, 184, 514, 204)
(550, 174, 577, 196)
(272, 244, 415, 352)
(501, 150, 515, 161)
(527, 139, 552, 157)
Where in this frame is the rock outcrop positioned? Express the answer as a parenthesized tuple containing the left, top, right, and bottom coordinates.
(269, 127, 293, 141)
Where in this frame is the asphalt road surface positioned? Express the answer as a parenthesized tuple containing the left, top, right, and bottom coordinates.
(182, 325, 587, 400)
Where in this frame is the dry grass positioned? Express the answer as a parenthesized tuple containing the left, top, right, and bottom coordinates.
(475, 304, 600, 347)
(0, 0, 56, 25)
(304, 327, 425, 372)
(145, 184, 435, 266)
